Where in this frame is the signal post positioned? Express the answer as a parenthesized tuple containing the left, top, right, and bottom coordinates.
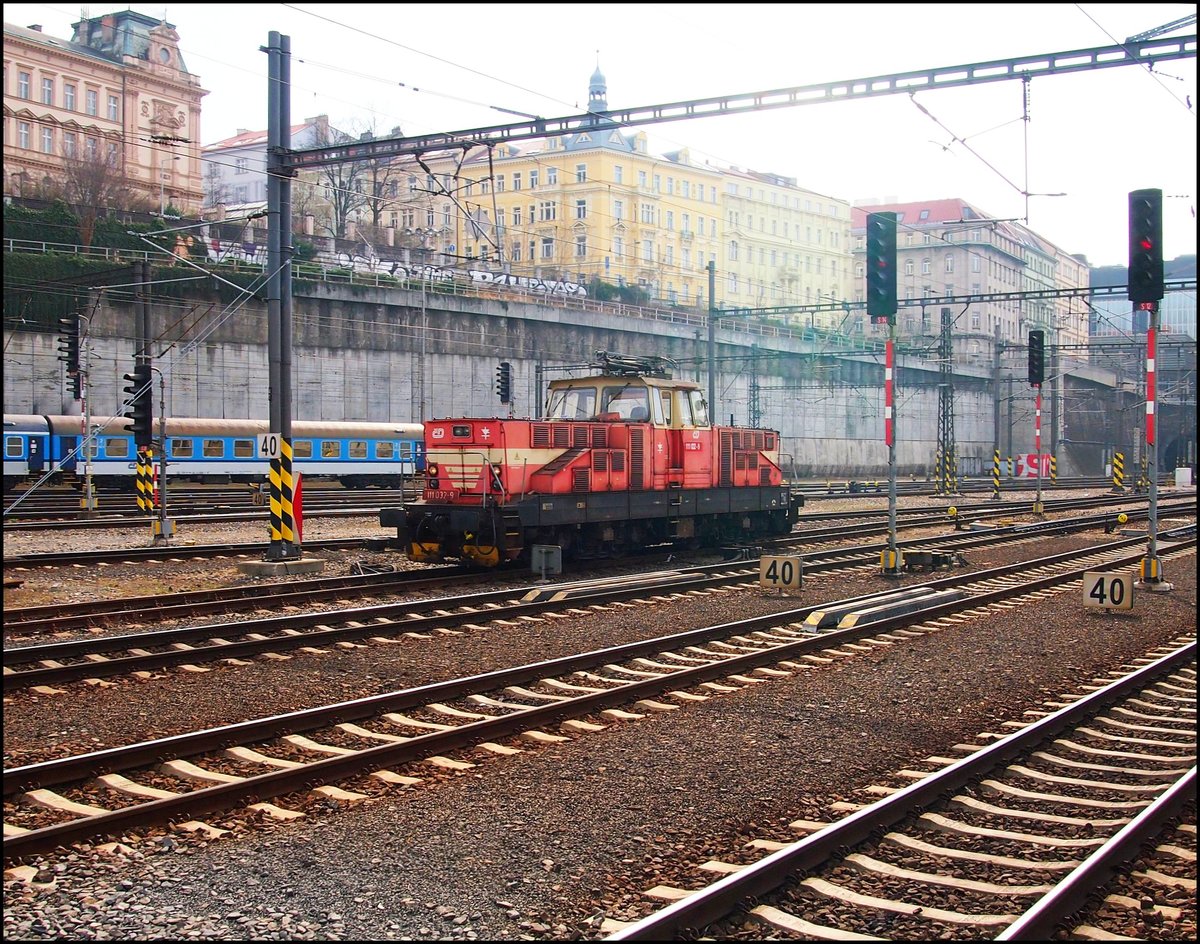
(1129, 189, 1171, 591)
(867, 212, 903, 577)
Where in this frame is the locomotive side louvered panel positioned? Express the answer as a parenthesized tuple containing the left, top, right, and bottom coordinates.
(592, 426, 608, 448)
(593, 452, 608, 471)
(719, 431, 733, 487)
(629, 427, 645, 489)
(573, 425, 589, 448)
(533, 425, 551, 448)
(553, 426, 570, 448)
(572, 467, 590, 492)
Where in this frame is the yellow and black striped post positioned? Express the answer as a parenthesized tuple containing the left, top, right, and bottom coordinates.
(1137, 455, 1149, 493)
(280, 438, 297, 549)
(1111, 451, 1125, 493)
(1050, 454, 1057, 486)
(268, 454, 284, 553)
(134, 449, 151, 515)
(992, 449, 1001, 499)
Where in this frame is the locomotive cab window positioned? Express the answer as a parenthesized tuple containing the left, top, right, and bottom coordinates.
(688, 390, 710, 427)
(349, 440, 367, 459)
(169, 438, 194, 458)
(232, 439, 254, 458)
(293, 439, 313, 458)
(375, 441, 394, 459)
(601, 384, 650, 422)
(545, 385, 597, 420)
(659, 391, 673, 425)
(105, 437, 130, 458)
(203, 439, 224, 458)
(321, 441, 341, 458)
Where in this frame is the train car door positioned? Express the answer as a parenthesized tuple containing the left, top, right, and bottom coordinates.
(28, 434, 45, 474)
(57, 435, 79, 473)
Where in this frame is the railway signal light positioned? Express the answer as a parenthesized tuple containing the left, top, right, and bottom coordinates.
(123, 363, 154, 448)
(1128, 189, 1163, 304)
(1028, 329, 1045, 386)
(56, 316, 80, 374)
(495, 361, 512, 404)
(865, 212, 898, 323)
(70, 373, 82, 401)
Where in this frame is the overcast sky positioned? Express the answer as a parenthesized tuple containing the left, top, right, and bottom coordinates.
(7, 2, 1196, 267)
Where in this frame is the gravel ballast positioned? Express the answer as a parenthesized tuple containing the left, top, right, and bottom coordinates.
(3, 491, 1196, 940)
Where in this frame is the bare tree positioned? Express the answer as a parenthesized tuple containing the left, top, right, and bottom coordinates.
(309, 122, 369, 239)
(51, 137, 143, 247)
(203, 163, 229, 208)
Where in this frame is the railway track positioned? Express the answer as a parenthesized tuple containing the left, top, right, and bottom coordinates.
(1, 537, 368, 568)
(4, 514, 1191, 688)
(2, 538, 1193, 861)
(606, 641, 1195, 941)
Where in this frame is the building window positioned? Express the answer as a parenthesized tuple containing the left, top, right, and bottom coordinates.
(613, 236, 624, 258)
(613, 199, 624, 221)
(17, 121, 30, 149)
(538, 201, 556, 221)
(18, 72, 31, 98)
(945, 254, 954, 273)
(529, 169, 538, 188)
(665, 245, 673, 265)
(905, 260, 914, 276)
(614, 165, 623, 184)
(85, 89, 98, 115)
(575, 235, 587, 258)
(855, 263, 864, 279)
(512, 205, 522, 226)
(546, 167, 557, 185)
(642, 240, 653, 262)
(666, 211, 674, 231)
(107, 94, 119, 120)
(235, 157, 248, 175)
(971, 256, 981, 273)
(575, 199, 587, 219)
(234, 185, 248, 202)
(63, 132, 77, 158)
(85, 136, 98, 158)
(653, 174, 661, 192)
(64, 83, 76, 110)
(511, 241, 521, 261)
(575, 163, 586, 183)
(638, 170, 648, 188)
(640, 203, 653, 224)
(41, 127, 53, 153)
(495, 174, 505, 192)
(540, 237, 554, 259)
(42, 77, 54, 105)
(921, 258, 931, 274)
(666, 177, 674, 195)
(728, 240, 738, 262)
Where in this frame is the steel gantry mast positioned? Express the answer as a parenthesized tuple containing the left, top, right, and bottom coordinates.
(935, 306, 959, 496)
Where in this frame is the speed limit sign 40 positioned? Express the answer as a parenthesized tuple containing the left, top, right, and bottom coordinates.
(1083, 571, 1133, 610)
(760, 555, 803, 590)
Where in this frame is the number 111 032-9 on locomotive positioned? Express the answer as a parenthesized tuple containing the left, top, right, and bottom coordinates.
(381, 353, 802, 567)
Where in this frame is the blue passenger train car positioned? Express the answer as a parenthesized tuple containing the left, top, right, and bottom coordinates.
(2, 414, 424, 490)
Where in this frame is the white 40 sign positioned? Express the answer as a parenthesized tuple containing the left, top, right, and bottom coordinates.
(760, 555, 803, 590)
(1082, 571, 1133, 610)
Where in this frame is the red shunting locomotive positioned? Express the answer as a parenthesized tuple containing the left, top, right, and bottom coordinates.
(382, 352, 802, 567)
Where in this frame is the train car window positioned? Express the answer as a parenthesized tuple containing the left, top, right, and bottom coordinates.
(105, 437, 130, 458)
(233, 439, 254, 458)
(688, 390, 710, 427)
(293, 440, 313, 458)
(203, 439, 224, 458)
(375, 441, 395, 459)
(348, 440, 367, 458)
(321, 441, 340, 458)
(169, 438, 194, 458)
(400, 441, 413, 458)
(5, 436, 22, 457)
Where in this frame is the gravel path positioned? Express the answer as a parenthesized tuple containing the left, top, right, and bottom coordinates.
(3, 491, 1196, 940)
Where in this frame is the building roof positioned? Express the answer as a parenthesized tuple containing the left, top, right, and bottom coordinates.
(851, 198, 994, 229)
(204, 119, 323, 151)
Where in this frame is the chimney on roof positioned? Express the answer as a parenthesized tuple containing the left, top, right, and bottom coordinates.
(236, 129, 248, 135)
(27, 24, 43, 31)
